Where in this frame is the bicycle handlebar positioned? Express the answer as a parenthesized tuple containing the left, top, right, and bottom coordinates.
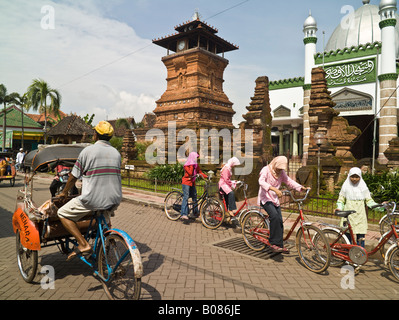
(371, 201, 397, 213)
(282, 188, 311, 202)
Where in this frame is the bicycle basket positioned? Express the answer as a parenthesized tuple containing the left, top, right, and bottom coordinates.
(206, 183, 219, 195)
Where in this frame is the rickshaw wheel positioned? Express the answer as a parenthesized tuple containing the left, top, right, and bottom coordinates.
(16, 230, 38, 283)
(10, 177, 15, 186)
(98, 233, 141, 300)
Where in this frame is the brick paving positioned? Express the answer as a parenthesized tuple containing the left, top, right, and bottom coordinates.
(1, 173, 399, 303)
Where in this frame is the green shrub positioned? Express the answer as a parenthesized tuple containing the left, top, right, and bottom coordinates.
(363, 169, 399, 202)
(136, 142, 152, 161)
(110, 136, 123, 151)
(146, 163, 184, 184)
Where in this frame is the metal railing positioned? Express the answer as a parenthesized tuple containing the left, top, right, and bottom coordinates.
(280, 192, 383, 224)
(121, 174, 205, 195)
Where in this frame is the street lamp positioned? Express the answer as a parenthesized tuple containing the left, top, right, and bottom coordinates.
(314, 132, 325, 196)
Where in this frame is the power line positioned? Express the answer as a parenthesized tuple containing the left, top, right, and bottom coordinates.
(56, 0, 251, 90)
(205, 0, 250, 20)
(56, 43, 152, 90)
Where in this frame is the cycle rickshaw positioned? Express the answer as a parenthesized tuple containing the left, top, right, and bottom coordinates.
(0, 151, 16, 186)
(12, 144, 143, 300)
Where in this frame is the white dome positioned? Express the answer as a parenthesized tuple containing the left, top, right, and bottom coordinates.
(303, 14, 317, 29)
(325, 2, 399, 57)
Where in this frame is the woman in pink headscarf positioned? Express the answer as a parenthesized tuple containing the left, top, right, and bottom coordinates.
(258, 156, 308, 253)
(219, 157, 241, 220)
(181, 152, 208, 221)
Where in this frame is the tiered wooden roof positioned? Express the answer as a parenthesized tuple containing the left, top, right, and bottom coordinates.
(153, 17, 239, 54)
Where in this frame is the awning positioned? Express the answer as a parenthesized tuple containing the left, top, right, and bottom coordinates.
(12, 131, 44, 139)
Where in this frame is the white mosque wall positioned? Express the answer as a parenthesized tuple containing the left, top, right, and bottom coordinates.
(269, 86, 304, 119)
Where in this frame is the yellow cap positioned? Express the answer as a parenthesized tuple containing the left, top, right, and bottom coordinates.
(95, 121, 114, 136)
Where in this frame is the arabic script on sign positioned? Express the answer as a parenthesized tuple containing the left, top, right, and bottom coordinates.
(325, 60, 375, 86)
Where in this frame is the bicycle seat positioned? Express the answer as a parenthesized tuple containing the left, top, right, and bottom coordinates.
(335, 210, 356, 218)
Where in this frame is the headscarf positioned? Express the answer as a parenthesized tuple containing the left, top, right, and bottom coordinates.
(339, 167, 371, 201)
(184, 152, 199, 179)
(268, 156, 288, 179)
(220, 157, 240, 174)
(184, 152, 199, 167)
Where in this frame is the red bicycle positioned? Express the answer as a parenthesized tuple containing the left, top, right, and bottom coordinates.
(241, 189, 331, 273)
(320, 202, 399, 279)
(200, 181, 258, 230)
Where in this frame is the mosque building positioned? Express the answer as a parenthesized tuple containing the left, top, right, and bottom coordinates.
(269, 0, 398, 165)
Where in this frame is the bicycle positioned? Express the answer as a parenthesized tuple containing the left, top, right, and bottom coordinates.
(379, 203, 399, 253)
(201, 181, 260, 230)
(241, 189, 331, 274)
(164, 174, 223, 222)
(319, 203, 399, 280)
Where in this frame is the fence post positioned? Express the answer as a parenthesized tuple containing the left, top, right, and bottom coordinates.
(155, 178, 157, 193)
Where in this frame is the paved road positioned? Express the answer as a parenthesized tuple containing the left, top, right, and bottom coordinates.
(1, 174, 399, 304)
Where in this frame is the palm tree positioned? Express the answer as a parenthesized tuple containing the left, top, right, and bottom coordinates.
(27, 79, 61, 144)
(13, 93, 30, 150)
(0, 84, 19, 151)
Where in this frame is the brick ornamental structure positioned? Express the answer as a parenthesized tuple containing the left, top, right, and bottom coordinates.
(150, 13, 238, 156)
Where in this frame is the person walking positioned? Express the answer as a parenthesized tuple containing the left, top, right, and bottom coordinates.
(16, 148, 25, 172)
(258, 156, 308, 253)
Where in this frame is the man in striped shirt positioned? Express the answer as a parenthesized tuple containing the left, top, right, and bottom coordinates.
(57, 121, 122, 261)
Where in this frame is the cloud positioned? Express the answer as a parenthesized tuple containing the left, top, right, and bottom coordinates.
(0, 0, 164, 124)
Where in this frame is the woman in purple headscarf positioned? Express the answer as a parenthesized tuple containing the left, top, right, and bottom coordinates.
(181, 152, 208, 220)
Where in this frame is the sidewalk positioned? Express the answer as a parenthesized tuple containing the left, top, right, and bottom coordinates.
(121, 187, 383, 253)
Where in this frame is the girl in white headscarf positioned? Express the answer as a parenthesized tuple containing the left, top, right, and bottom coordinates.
(219, 157, 241, 219)
(336, 167, 380, 247)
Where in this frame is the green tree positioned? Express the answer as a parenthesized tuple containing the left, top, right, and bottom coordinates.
(115, 118, 133, 130)
(13, 93, 30, 149)
(82, 113, 95, 125)
(0, 84, 19, 151)
(27, 79, 61, 144)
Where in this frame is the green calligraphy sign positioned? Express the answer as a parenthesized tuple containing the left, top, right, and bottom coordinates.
(324, 58, 376, 88)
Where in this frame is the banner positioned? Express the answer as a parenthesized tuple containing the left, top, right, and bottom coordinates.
(325, 58, 376, 87)
(0, 130, 13, 150)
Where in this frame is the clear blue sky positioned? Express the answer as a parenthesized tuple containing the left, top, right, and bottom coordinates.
(0, 0, 370, 126)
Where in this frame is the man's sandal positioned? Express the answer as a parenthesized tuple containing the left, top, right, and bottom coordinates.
(66, 247, 93, 261)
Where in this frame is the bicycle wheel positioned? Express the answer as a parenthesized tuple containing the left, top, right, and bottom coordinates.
(164, 191, 183, 221)
(241, 210, 269, 251)
(16, 230, 38, 283)
(388, 246, 399, 282)
(98, 233, 141, 300)
(380, 213, 399, 237)
(317, 229, 347, 267)
(296, 224, 331, 273)
(200, 197, 224, 229)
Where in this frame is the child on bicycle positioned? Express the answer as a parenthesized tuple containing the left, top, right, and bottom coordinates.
(181, 152, 208, 221)
(258, 156, 307, 253)
(335, 167, 381, 248)
(219, 157, 240, 222)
